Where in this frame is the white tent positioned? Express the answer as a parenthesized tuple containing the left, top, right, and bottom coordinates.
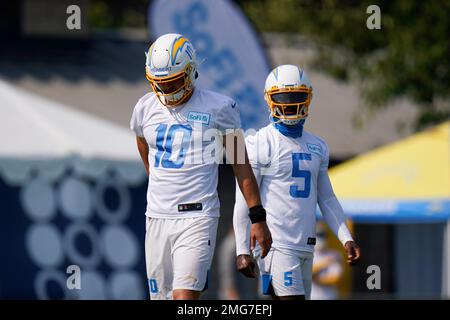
(0, 79, 139, 160)
(0, 80, 147, 299)
(0, 79, 144, 187)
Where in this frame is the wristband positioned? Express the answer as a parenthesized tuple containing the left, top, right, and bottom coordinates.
(248, 205, 266, 224)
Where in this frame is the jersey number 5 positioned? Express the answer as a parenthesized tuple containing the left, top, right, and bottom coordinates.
(155, 124, 192, 169)
(290, 153, 311, 198)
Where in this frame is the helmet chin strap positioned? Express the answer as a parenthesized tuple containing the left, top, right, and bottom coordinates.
(272, 118, 305, 138)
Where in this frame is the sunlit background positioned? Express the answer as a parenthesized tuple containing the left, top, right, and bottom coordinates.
(0, 0, 449, 300)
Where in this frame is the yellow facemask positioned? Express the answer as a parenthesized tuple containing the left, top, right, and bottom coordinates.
(265, 86, 313, 122)
(146, 64, 194, 107)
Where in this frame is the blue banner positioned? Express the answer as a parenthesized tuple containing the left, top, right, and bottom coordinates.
(0, 159, 148, 299)
(149, 0, 271, 130)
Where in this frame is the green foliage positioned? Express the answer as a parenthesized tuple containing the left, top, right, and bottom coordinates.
(237, 0, 450, 129)
(88, 0, 148, 29)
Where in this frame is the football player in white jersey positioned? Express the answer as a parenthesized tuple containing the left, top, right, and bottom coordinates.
(130, 33, 272, 300)
(233, 64, 361, 300)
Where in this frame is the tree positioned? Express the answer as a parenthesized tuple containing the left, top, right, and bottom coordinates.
(88, 0, 148, 29)
(237, 0, 450, 130)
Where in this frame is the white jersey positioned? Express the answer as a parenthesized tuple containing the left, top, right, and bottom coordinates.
(131, 88, 241, 218)
(234, 124, 353, 254)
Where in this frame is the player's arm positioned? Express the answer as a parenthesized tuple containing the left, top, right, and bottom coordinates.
(130, 100, 149, 176)
(136, 136, 149, 176)
(223, 130, 272, 260)
(233, 190, 255, 277)
(232, 157, 265, 278)
(317, 170, 361, 265)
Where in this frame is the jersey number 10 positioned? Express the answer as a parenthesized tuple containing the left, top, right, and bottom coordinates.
(154, 124, 192, 169)
(290, 153, 311, 198)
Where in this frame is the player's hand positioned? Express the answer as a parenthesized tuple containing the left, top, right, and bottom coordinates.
(236, 254, 256, 278)
(250, 221, 272, 258)
(344, 241, 361, 265)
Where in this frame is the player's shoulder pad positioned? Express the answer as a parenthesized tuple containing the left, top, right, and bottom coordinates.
(200, 88, 237, 111)
(134, 92, 157, 112)
(245, 125, 273, 166)
(303, 130, 329, 158)
(245, 125, 270, 145)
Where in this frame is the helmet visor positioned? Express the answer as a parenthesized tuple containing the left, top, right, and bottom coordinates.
(271, 92, 309, 104)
